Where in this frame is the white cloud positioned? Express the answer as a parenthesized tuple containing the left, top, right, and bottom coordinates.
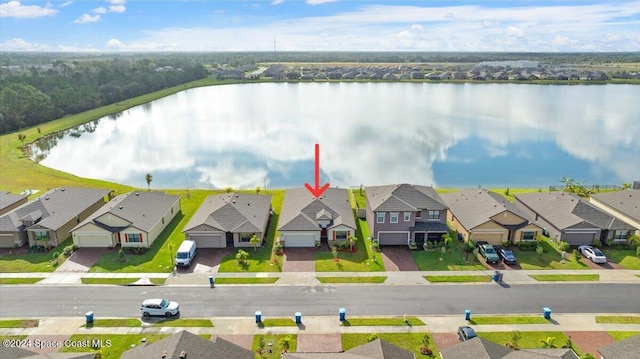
(0, 1, 57, 18)
(74, 13, 100, 24)
(107, 0, 126, 4)
(505, 26, 524, 37)
(60, 1, 73, 8)
(271, 0, 285, 5)
(108, 5, 126, 13)
(306, 0, 338, 5)
(552, 35, 570, 46)
(106, 38, 126, 49)
(92, 7, 107, 14)
(410, 24, 424, 32)
(0, 37, 51, 51)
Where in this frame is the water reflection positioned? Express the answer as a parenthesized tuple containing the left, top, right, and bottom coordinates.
(30, 83, 640, 189)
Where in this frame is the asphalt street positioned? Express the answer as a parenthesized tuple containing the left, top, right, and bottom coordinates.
(1, 283, 639, 318)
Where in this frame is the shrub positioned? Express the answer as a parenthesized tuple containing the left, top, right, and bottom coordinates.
(52, 251, 60, 260)
(536, 245, 544, 255)
(371, 241, 380, 252)
(367, 334, 378, 342)
(516, 241, 537, 251)
(63, 245, 74, 256)
(636, 246, 640, 258)
(593, 238, 602, 247)
(572, 249, 580, 261)
(558, 241, 570, 252)
(235, 249, 249, 264)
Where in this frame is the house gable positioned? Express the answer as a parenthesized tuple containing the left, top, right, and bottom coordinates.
(489, 210, 527, 226)
(95, 212, 131, 228)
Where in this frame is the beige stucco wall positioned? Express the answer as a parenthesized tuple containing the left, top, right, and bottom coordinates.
(490, 211, 527, 226)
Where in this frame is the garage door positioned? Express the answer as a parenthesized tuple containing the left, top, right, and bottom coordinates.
(74, 234, 112, 248)
(0, 234, 16, 248)
(471, 232, 504, 246)
(564, 232, 596, 246)
(378, 232, 409, 246)
(191, 235, 224, 248)
(281, 234, 316, 248)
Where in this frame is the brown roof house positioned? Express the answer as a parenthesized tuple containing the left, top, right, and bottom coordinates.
(0, 191, 29, 216)
(514, 192, 636, 246)
(440, 337, 578, 359)
(182, 192, 272, 248)
(598, 334, 640, 359)
(121, 330, 254, 359)
(277, 187, 355, 247)
(71, 191, 180, 248)
(0, 187, 109, 248)
(365, 184, 449, 246)
(589, 189, 640, 239)
(282, 338, 415, 359)
(441, 189, 542, 246)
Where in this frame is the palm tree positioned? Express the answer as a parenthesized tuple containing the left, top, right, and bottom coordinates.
(560, 177, 575, 192)
(538, 336, 557, 348)
(145, 173, 153, 191)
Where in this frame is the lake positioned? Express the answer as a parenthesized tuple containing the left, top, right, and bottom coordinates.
(29, 82, 640, 190)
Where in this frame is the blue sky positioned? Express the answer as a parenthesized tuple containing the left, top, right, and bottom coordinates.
(1, 0, 639, 52)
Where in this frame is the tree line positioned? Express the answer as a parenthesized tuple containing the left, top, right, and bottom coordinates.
(0, 56, 208, 134)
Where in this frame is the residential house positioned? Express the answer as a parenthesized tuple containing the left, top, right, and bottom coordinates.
(121, 330, 253, 359)
(514, 192, 636, 246)
(0, 346, 96, 358)
(0, 187, 109, 248)
(0, 191, 28, 216)
(71, 191, 180, 248)
(440, 337, 578, 358)
(441, 189, 542, 246)
(282, 338, 415, 359)
(365, 184, 449, 246)
(589, 189, 640, 238)
(182, 192, 272, 248)
(598, 334, 640, 359)
(277, 188, 355, 247)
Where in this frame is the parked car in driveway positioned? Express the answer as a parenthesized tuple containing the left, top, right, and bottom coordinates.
(578, 245, 607, 264)
(457, 326, 477, 341)
(141, 298, 180, 317)
(498, 248, 517, 265)
(476, 241, 500, 264)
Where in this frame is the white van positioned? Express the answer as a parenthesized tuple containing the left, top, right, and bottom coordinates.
(175, 240, 196, 267)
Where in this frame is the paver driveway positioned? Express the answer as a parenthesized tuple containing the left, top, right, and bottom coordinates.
(380, 247, 418, 271)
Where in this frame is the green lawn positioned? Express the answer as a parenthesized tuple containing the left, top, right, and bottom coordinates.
(468, 316, 550, 325)
(214, 277, 279, 284)
(602, 248, 640, 269)
(529, 274, 599, 281)
(260, 318, 299, 327)
(80, 277, 166, 285)
(478, 331, 574, 352)
(412, 239, 486, 271)
(149, 318, 213, 327)
(0, 277, 43, 284)
(596, 316, 640, 324)
(342, 333, 439, 358)
(608, 331, 640, 341)
(341, 317, 424, 326)
(83, 319, 141, 327)
(218, 191, 284, 273)
(424, 275, 492, 283)
(316, 276, 387, 284)
(0, 237, 74, 272)
(516, 238, 590, 270)
(60, 334, 168, 359)
(0, 319, 39, 328)
(352, 189, 367, 209)
(252, 334, 297, 359)
(315, 217, 385, 272)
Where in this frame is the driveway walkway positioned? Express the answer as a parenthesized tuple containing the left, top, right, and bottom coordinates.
(54, 247, 111, 272)
(283, 248, 316, 272)
(565, 331, 616, 357)
(379, 247, 418, 271)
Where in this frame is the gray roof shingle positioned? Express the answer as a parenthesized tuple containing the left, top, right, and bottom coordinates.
(0, 187, 109, 233)
(282, 339, 415, 358)
(73, 191, 179, 233)
(598, 334, 640, 359)
(590, 189, 640, 223)
(440, 337, 578, 359)
(441, 189, 531, 230)
(278, 188, 355, 232)
(183, 193, 272, 233)
(365, 184, 447, 212)
(0, 192, 28, 212)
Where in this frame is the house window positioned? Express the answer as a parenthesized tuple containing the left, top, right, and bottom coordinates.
(428, 210, 440, 220)
(240, 233, 254, 243)
(416, 211, 422, 219)
(404, 212, 411, 222)
(522, 231, 535, 241)
(34, 231, 49, 241)
(376, 212, 385, 223)
(335, 231, 348, 240)
(390, 212, 399, 223)
(614, 230, 628, 241)
(127, 233, 141, 243)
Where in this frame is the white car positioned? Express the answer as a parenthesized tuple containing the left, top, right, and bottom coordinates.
(140, 298, 180, 317)
(578, 245, 607, 264)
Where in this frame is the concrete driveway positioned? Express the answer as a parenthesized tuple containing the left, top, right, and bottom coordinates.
(55, 247, 113, 272)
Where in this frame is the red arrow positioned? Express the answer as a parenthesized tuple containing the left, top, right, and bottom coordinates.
(304, 143, 330, 198)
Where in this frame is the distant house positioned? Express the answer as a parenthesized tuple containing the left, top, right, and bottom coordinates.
(441, 189, 541, 246)
(598, 334, 640, 359)
(514, 192, 636, 246)
(440, 337, 578, 359)
(365, 184, 449, 246)
(121, 330, 253, 359)
(589, 189, 640, 237)
(282, 338, 414, 359)
(71, 191, 180, 248)
(277, 188, 355, 248)
(0, 187, 109, 248)
(182, 193, 272, 248)
(0, 191, 28, 216)
(0, 346, 95, 358)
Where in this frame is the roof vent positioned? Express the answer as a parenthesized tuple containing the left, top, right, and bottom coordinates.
(235, 194, 239, 197)
(162, 350, 168, 358)
(135, 192, 140, 196)
(232, 200, 236, 204)
(61, 188, 65, 191)
(179, 351, 187, 359)
(45, 196, 50, 200)
(119, 205, 123, 209)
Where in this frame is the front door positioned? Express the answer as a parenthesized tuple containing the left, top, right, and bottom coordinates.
(226, 232, 234, 247)
(321, 228, 327, 242)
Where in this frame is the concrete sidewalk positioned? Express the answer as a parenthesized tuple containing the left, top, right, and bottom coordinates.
(2, 269, 638, 286)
